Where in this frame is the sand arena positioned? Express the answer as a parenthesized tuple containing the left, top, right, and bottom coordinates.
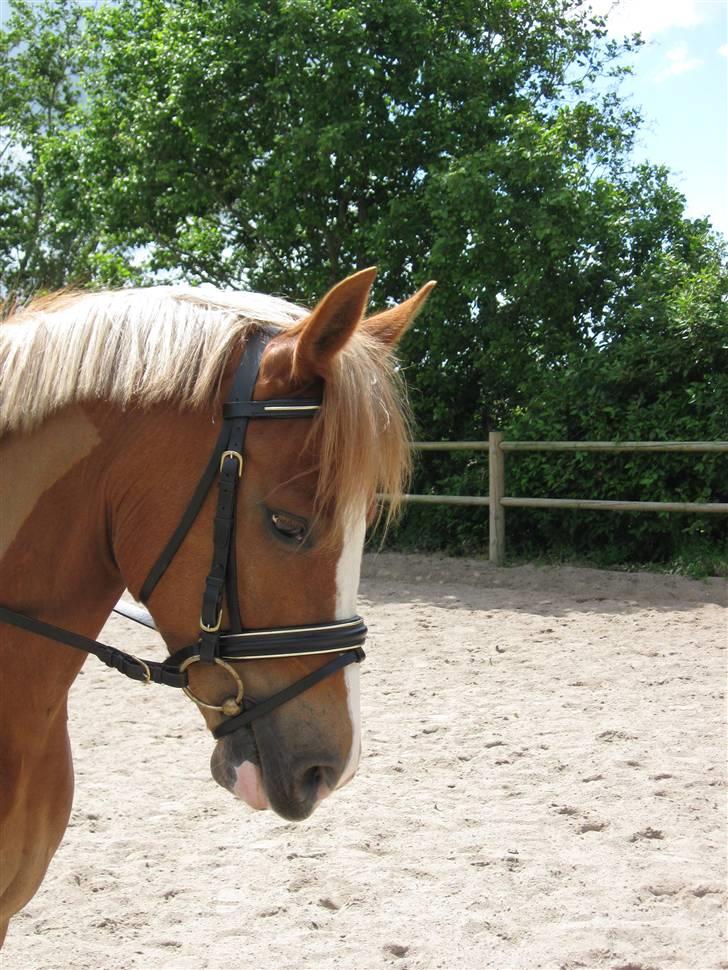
(4, 553, 726, 970)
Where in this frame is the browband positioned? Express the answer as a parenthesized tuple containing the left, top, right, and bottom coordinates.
(222, 400, 321, 419)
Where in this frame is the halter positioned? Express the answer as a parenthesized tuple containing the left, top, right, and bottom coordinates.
(0, 331, 366, 740)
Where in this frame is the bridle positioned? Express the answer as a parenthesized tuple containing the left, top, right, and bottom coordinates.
(0, 330, 366, 740)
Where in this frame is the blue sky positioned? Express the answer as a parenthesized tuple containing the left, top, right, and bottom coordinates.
(589, 0, 727, 237)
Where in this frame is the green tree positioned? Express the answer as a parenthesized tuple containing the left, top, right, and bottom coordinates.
(63, 0, 649, 427)
(395, 201, 728, 567)
(2, 0, 725, 567)
(0, 0, 86, 306)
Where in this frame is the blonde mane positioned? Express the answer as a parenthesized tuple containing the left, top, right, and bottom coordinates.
(0, 286, 410, 527)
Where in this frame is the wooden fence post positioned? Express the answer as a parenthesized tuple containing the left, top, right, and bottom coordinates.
(489, 431, 505, 565)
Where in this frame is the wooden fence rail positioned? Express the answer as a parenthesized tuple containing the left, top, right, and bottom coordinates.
(386, 435, 728, 565)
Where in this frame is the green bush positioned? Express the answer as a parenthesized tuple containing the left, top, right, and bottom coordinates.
(389, 229, 728, 574)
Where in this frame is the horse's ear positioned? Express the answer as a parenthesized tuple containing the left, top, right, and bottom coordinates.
(293, 267, 377, 378)
(363, 280, 437, 348)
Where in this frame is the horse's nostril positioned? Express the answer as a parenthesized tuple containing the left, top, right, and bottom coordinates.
(295, 761, 339, 804)
(261, 753, 345, 820)
(304, 765, 322, 793)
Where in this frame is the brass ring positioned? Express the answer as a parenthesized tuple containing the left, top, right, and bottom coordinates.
(179, 655, 244, 713)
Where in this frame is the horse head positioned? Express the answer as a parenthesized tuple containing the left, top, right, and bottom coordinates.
(111, 269, 434, 820)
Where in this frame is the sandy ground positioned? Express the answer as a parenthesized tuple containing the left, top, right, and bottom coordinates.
(3, 553, 726, 970)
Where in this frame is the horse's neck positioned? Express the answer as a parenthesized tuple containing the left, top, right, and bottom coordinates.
(0, 405, 124, 706)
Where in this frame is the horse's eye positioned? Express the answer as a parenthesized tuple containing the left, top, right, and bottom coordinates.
(270, 511, 308, 543)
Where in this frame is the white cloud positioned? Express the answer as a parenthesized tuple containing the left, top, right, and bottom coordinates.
(655, 44, 704, 81)
(719, 43, 728, 58)
(588, 0, 705, 38)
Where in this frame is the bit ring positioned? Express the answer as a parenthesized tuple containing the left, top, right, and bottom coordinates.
(179, 656, 244, 713)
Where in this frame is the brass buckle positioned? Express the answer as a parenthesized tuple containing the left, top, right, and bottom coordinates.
(220, 450, 243, 477)
(200, 609, 223, 634)
(130, 655, 152, 685)
(179, 656, 244, 715)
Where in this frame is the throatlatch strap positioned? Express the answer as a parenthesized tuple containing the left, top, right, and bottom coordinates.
(138, 432, 229, 604)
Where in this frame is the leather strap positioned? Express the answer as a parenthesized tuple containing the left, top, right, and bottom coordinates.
(222, 400, 320, 419)
(164, 616, 368, 667)
(0, 604, 187, 688)
(197, 331, 268, 660)
(212, 649, 363, 738)
(140, 330, 269, 607)
(138, 433, 229, 603)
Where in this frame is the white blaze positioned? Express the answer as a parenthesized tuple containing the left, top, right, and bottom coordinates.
(335, 512, 366, 787)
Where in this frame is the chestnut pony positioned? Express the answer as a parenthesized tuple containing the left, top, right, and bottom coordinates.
(0, 268, 434, 944)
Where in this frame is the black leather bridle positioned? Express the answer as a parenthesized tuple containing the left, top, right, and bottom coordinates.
(0, 331, 366, 740)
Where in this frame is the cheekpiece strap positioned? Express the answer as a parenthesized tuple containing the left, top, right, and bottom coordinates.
(139, 330, 269, 608)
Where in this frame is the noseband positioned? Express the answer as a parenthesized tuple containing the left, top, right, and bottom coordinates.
(0, 331, 366, 739)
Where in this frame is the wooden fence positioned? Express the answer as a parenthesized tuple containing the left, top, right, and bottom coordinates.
(389, 435, 728, 565)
